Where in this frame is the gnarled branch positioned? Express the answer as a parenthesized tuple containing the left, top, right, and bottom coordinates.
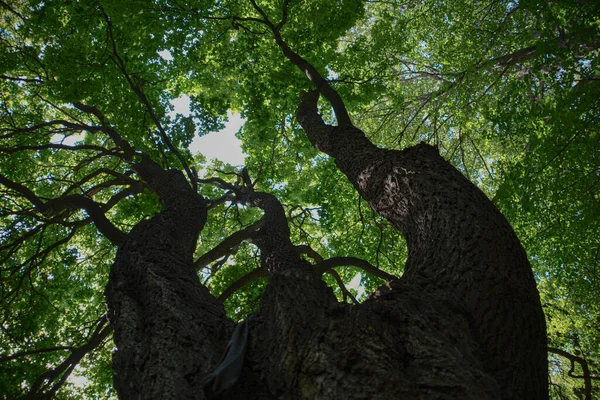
(548, 346, 594, 400)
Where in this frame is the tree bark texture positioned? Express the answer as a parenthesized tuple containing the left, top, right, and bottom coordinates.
(105, 160, 233, 399)
(290, 94, 548, 399)
(103, 114, 547, 398)
(220, 187, 502, 398)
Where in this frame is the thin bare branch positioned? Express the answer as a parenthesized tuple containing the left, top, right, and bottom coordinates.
(548, 347, 594, 400)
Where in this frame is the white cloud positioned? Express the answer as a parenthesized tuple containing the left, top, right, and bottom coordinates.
(158, 50, 173, 61)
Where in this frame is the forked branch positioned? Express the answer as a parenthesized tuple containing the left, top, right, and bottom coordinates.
(23, 316, 112, 400)
(0, 174, 125, 245)
(247, 0, 352, 126)
(548, 346, 595, 400)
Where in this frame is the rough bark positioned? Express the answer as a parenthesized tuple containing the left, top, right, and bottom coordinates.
(101, 104, 547, 399)
(293, 92, 548, 399)
(105, 159, 232, 399)
(103, 150, 546, 399)
(210, 186, 499, 399)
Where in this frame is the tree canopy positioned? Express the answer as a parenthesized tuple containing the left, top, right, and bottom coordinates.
(0, 0, 598, 398)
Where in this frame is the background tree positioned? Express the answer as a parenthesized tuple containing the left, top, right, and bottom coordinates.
(0, 0, 598, 399)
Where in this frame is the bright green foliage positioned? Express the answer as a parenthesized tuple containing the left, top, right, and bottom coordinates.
(1, 0, 598, 398)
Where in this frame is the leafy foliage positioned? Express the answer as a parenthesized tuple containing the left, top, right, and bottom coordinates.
(0, 0, 598, 398)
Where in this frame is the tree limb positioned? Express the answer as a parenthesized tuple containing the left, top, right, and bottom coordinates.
(295, 243, 397, 282)
(23, 316, 112, 400)
(72, 102, 136, 160)
(548, 346, 594, 400)
(195, 219, 264, 271)
(217, 267, 267, 302)
(317, 256, 397, 281)
(326, 269, 359, 304)
(246, 0, 351, 126)
(0, 174, 125, 245)
(0, 346, 74, 363)
(100, 8, 196, 188)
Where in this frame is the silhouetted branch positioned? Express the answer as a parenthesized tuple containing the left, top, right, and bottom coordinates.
(72, 103, 136, 160)
(0, 346, 73, 363)
(218, 267, 267, 302)
(326, 269, 359, 304)
(195, 219, 263, 270)
(23, 316, 112, 400)
(0, 174, 125, 245)
(548, 347, 595, 400)
(295, 243, 397, 282)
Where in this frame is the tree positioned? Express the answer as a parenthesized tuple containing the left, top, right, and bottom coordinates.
(1, 0, 598, 399)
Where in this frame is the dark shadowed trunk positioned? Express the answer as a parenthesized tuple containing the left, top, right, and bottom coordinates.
(105, 159, 232, 399)
(104, 142, 547, 399)
(291, 91, 548, 399)
(216, 184, 504, 398)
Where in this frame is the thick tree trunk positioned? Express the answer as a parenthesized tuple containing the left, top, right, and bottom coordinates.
(290, 94, 548, 399)
(103, 123, 547, 398)
(225, 187, 501, 398)
(105, 160, 232, 399)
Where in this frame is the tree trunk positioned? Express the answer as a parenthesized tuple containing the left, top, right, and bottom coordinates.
(289, 93, 548, 399)
(104, 129, 547, 398)
(221, 187, 503, 398)
(105, 160, 232, 399)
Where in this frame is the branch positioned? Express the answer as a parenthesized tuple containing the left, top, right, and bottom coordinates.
(272, 32, 351, 126)
(23, 316, 112, 400)
(326, 269, 359, 304)
(0, 0, 24, 20)
(0, 346, 74, 363)
(0, 74, 42, 83)
(100, 9, 196, 188)
(0, 143, 115, 154)
(246, 0, 351, 126)
(295, 244, 323, 262)
(0, 174, 125, 245)
(548, 347, 594, 400)
(316, 256, 397, 282)
(217, 266, 267, 302)
(295, 244, 397, 282)
(1, 119, 102, 140)
(194, 219, 263, 271)
(72, 103, 136, 159)
(198, 176, 239, 192)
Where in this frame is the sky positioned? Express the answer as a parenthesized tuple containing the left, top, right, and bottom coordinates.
(51, 95, 246, 166)
(170, 95, 246, 166)
(160, 49, 247, 166)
